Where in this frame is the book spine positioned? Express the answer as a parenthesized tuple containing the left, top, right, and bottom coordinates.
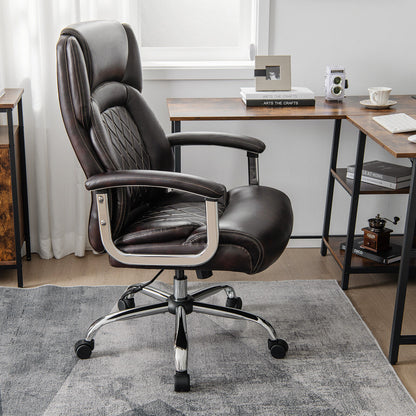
(243, 99, 316, 107)
(339, 243, 397, 264)
(346, 167, 408, 183)
(243, 94, 314, 100)
(345, 172, 408, 189)
(241, 90, 314, 100)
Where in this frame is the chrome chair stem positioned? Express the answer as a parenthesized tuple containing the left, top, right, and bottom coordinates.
(174, 305, 188, 373)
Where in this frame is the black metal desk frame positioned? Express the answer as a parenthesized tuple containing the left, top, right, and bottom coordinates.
(389, 160, 416, 363)
(321, 119, 416, 364)
(0, 95, 31, 287)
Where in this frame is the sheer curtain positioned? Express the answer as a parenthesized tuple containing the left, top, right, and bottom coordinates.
(0, 0, 138, 259)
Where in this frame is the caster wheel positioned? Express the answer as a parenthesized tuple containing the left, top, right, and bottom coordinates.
(268, 339, 288, 359)
(174, 371, 190, 392)
(75, 339, 95, 359)
(118, 297, 135, 310)
(226, 296, 242, 310)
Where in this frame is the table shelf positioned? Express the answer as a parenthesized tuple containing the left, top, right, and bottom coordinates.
(322, 236, 412, 274)
(332, 168, 410, 195)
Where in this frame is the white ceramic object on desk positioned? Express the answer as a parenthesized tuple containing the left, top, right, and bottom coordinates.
(368, 87, 392, 105)
(360, 99, 397, 109)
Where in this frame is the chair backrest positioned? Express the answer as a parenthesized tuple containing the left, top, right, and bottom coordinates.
(57, 20, 174, 251)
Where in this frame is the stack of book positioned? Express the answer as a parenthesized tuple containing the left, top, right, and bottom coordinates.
(240, 87, 315, 107)
(346, 160, 411, 190)
(340, 238, 401, 264)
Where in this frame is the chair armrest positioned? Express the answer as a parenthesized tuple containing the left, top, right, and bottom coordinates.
(85, 170, 226, 200)
(166, 132, 266, 154)
(89, 170, 221, 268)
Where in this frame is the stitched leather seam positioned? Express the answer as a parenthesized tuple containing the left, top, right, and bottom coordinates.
(91, 102, 117, 170)
(125, 86, 151, 170)
(118, 225, 196, 243)
(77, 48, 89, 128)
(210, 243, 253, 272)
(93, 109, 130, 234)
(70, 42, 86, 126)
(186, 229, 263, 271)
(63, 38, 97, 170)
(63, 37, 101, 175)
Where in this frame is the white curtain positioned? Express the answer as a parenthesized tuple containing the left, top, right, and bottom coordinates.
(0, 0, 138, 259)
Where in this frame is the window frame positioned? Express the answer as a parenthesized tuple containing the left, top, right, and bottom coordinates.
(140, 0, 270, 81)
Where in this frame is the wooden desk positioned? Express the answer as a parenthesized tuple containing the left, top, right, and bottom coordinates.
(167, 95, 416, 364)
(168, 95, 416, 121)
(0, 88, 31, 287)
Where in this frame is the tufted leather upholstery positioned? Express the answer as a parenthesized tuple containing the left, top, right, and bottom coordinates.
(57, 20, 293, 275)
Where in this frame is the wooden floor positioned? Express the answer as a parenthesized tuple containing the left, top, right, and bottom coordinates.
(2, 247, 416, 400)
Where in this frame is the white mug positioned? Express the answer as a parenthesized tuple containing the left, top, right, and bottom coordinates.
(368, 87, 392, 105)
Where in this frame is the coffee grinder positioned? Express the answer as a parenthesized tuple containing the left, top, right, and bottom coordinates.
(361, 214, 400, 253)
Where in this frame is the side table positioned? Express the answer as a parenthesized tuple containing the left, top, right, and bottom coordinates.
(0, 88, 31, 287)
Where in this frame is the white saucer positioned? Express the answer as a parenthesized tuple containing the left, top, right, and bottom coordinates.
(360, 99, 397, 109)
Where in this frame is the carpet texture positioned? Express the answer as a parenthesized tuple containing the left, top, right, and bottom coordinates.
(0, 280, 415, 416)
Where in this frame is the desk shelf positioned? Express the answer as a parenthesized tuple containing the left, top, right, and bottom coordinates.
(332, 168, 410, 195)
(322, 236, 410, 274)
(324, 168, 409, 278)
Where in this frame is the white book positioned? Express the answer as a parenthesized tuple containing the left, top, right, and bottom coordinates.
(346, 172, 410, 189)
(240, 86, 315, 100)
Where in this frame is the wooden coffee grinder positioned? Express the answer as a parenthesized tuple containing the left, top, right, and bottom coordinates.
(361, 214, 400, 253)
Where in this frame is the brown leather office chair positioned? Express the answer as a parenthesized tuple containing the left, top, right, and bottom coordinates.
(56, 20, 293, 392)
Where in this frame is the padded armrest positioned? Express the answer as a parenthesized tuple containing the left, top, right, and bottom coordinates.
(85, 170, 226, 200)
(167, 132, 266, 154)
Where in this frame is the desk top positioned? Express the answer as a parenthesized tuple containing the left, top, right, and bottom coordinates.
(348, 114, 416, 158)
(167, 95, 416, 121)
(167, 95, 416, 158)
(0, 88, 24, 109)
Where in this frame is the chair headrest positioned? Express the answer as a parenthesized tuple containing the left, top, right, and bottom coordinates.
(61, 20, 142, 92)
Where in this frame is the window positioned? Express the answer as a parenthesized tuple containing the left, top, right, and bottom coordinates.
(136, 0, 270, 79)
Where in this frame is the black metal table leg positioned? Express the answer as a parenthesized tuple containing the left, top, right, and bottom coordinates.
(7, 109, 23, 287)
(17, 99, 31, 261)
(389, 159, 416, 364)
(341, 130, 366, 290)
(171, 120, 181, 173)
(321, 119, 342, 256)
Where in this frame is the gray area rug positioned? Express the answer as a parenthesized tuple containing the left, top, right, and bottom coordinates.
(0, 280, 415, 416)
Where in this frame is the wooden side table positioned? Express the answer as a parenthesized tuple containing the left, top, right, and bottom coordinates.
(0, 88, 31, 287)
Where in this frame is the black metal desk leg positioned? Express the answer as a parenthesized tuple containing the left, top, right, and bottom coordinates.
(171, 120, 181, 173)
(341, 130, 366, 290)
(18, 99, 31, 261)
(389, 159, 416, 364)
(321, 119, 342, 256)
(7, 109, 23, 287)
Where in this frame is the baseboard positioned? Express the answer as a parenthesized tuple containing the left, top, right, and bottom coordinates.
(287, 238, 322, 248)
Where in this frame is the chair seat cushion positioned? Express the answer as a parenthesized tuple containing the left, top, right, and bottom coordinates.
(114, 191, 227, 246)
(112, 185, 293, 274)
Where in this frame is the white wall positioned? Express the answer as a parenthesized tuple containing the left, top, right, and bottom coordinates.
(143, 0, 416, 245)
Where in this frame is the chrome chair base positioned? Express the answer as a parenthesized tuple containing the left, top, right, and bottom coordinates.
(75, 273, 288, 392)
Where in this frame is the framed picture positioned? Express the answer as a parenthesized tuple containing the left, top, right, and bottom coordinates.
(255, 55, 291, 91)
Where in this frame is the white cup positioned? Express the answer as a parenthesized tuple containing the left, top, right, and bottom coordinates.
(368, 87, 392, 105)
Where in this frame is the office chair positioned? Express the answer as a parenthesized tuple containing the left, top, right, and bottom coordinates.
(56, 20, 293, 392)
